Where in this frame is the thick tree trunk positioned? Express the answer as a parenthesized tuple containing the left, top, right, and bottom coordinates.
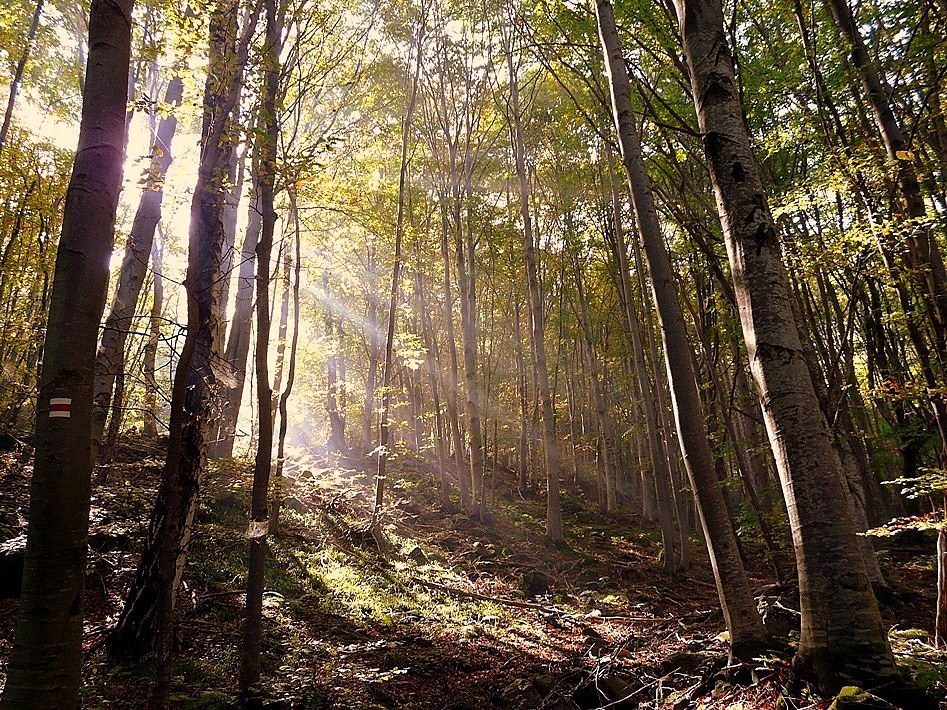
(595, 0, 768, 658)
(673, 0, 897, 690)
(91, 73, 184, 455)
(0, 0, 132, 705)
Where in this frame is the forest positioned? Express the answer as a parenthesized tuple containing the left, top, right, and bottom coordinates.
(0, 0, 945, 706)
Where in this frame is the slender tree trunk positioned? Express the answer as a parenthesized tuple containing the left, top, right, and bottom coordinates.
(91, 73, 184, 455)
(937, 499, 947, 646)
(514, 299, 530, 493)
(673, 0, 897, 689)
(213, 185, 261, 457)
(363, 242, 379, 449)
(109, 3, 260, 694)
(373, 15, 424, 527)
(240, 0, 280, 690)
(324, 272, 345, 451)
(0, 0, 44, 159)
(416, 266, 451, 507)
(142, 235, 164, 439)
(439, 203, 470, 508)
(598, 0, 774, 658)
(0, 0, 132, 704)
(505, 36, 562, 543)
(269, 190, 301, 534)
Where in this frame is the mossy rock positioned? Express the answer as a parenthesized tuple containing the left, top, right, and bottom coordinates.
(828, 686, 898, 709)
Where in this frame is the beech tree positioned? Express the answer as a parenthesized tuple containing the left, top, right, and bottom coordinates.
(0, 0, 133, 704)
(672, 0, 898, 691)
(594, 0, 769, 660)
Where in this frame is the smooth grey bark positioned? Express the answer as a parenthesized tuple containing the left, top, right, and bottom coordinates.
(595, 0, 768, 657)
(673, 0, 897, 690)
(0, 0, 132, 705)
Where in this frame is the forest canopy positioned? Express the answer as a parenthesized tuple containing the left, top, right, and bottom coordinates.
(0, 0, 945, 707)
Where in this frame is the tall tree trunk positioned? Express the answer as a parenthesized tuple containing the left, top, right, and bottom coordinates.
(596, 0, 768, 660)
(514, 298, 530, 493)
(269, 190, 301, 535)
(0, 0, 132, 704)
(142, 235, 164, 439)
(505, 32, 562, 544)
(91, 72, 184, 456)
(673, 0, 897, 690)
(363, 242, 379, 449)
(324, 272, 345, 451)
(439, 203, 470, 508)
(416, 266, 451, 507)
(214, 186, 262, 458)
(108, 4, 260, 697)
(239, 0, 280, 689)
(373, 13, 424, 527)
(0, 0, 44, 159)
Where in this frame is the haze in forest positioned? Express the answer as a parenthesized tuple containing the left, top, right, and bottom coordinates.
(0, 0, 945, 707)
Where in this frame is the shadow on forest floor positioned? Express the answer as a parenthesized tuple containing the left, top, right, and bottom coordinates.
(0, 440, 945, 708)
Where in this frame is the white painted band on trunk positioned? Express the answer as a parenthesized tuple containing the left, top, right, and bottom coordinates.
(49, 397, 72, 418)
(247, 520, 269, 538)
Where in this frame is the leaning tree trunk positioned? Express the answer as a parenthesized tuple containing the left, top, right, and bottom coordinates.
(109, 5, 259, 700)
(594, 0, 769, 659)
(0, 0, 44, 159)
(673, 0, 897, 691)
(0, 0, 132, 705)
(91, 72, 184, 455)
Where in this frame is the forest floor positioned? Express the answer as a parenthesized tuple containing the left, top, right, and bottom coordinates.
(0, 440, 945, 709)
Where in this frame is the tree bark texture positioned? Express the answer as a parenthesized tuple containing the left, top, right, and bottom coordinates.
(1, 0, 132, 705)
(673, 0, 897, 690)
(595, 0, 769, 658)
(91, 73, 184, 454)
